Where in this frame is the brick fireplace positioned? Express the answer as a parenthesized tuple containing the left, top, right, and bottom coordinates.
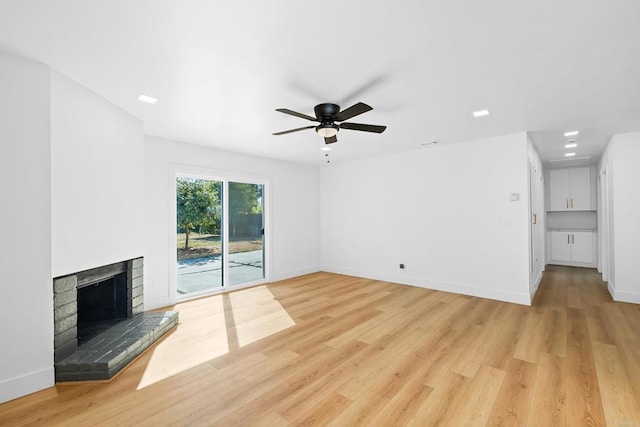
(53, 258, 144, 362)
(52, 257, 178, 381)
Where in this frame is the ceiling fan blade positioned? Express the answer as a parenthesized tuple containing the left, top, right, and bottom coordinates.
(275, 108, 318, 121)
(340, 122, 387, 133)
(324, 135, 338, 144)
(272, 125, 315, 136)
(334, 102, 373, 121)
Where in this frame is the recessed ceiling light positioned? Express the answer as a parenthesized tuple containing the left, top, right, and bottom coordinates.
(473, 109, 490, 118)
(321, 146, 332, 151)
(564, 130, 579, 137)
(138, 94, 158, 104)
(565, 152, 576, 157)
(565, 143, 577, 148)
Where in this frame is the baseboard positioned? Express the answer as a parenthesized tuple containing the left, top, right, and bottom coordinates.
(613, 288, 640, 304)
(607, 281, 615, 300)
(0, 367, 54, 404)
(529, 269, 544, 304)
(143, 266, 322, 310)
(321, 265, 531, 306)
(270, 266, 321, 283)
(605, 280, 640, 304)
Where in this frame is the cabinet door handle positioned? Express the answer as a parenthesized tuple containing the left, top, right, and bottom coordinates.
(568, 234, 570, 244)
(572, 234, 575, 244)
(566, 199, 569, 208)
(571, 198, 574, 208)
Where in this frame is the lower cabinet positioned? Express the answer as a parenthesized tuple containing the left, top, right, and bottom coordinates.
(550, 231, 595, 265)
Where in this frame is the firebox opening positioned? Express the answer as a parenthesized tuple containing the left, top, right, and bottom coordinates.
(77, 272, 128, 344)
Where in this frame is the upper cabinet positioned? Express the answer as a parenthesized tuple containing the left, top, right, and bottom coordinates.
(548, 167, 594, 211)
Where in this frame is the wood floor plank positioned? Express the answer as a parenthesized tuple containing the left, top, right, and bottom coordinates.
(547, 307, 568, 357)
(567, 283, 585, 309)
(482, 304, 529, 371)
(567, 306, 590, 349)
(406, 371, 470, 426)
(327, 389, 389, 427)
(210, 340, 369, 425)
(585, 305, 616, 345)
(513, 309, 545, 363)
(592, 341, 640, 426)
(487, 358, 537, 426)
(619, 303, 640, 337)
(276, 333, 398, 421)
(288, 392, 352, 426)
(368, 324, 463, 399)
(369, 380, 433, 426)
(450, 322, 498, 378)
(445, 365, 505, 426)
(527, 352, 568, 426)
(334, 322, 431, 401)
(1, 266, 638, 426)
(566, 339, 606, 426)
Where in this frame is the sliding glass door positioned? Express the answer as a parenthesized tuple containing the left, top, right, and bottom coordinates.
(175, 175, 266, 299)
(176, 177, 224, 296)
(228, 182, 264, 285)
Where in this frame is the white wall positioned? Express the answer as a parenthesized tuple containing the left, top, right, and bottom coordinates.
(143, 136, 321, 309)
(603, 132, 640, 303)
(50, 71, 144, 277)
(527, 135, 545, 296)
(0, 52, 54, 403)
(320, 132, 531, 305)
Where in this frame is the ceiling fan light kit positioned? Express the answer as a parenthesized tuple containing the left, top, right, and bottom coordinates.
(273, 102, 386, 145)
(316, 124, 339, 138)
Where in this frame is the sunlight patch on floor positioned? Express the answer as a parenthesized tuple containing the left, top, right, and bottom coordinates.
(228, 286, 296, 347)
(137, 296, 229, 389)
(137, 285, 295, 389)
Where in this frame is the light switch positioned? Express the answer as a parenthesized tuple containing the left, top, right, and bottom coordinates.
(497, 218, 511, 226)
(509, 193, 519, 201)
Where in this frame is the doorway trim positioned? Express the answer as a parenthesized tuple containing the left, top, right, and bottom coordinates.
(168, 163, 271, 304)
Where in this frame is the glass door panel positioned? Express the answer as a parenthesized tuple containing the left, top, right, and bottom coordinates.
(228, 182, 264, 286)
(176, 177, 223, 296)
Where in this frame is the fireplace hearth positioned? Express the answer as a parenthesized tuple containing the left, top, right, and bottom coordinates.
(52, 257, 178, 381)
(53, 258, 143, 362)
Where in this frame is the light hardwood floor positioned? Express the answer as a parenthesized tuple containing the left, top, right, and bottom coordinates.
(1, 266, 639, 426)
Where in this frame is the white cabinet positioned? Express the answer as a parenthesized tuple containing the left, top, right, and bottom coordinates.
(571, 232, 594, 263)
(550, 231, 595, 265)
(549, 167, 592, 211)
(550, 231, 572, 262)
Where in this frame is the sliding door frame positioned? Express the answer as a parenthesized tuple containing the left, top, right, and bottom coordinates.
(169, 164, 270, 304)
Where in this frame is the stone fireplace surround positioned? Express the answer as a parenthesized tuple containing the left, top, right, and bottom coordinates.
(53, 257, 178, 381)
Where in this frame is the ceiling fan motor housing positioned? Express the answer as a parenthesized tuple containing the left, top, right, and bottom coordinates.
(314, 103, 340, 121)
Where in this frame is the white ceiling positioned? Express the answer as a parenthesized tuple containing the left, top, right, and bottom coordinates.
(1, 0, 639, 166)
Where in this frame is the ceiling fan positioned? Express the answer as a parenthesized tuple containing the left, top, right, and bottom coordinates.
(272, 102, 386, 144)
